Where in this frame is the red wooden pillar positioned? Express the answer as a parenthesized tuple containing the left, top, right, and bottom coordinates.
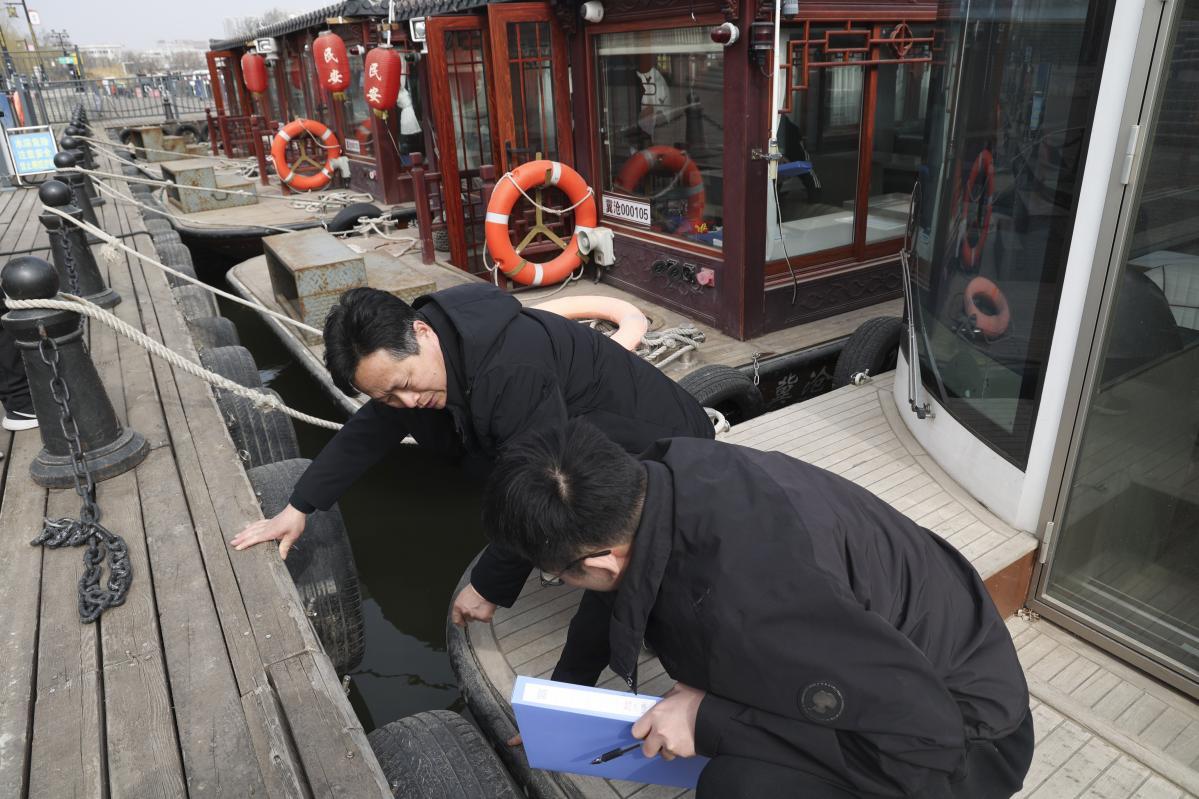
(410, 153, 435, 264)
(250, 115, 270, 186)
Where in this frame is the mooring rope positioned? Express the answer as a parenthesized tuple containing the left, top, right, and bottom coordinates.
(91, 178, 299, 234)
(80, 133, 261, 173)
(636, 324, 705, 368)
(5, 294, 344, 431)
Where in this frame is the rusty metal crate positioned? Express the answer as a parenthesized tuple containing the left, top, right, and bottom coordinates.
(264, 229, 368, 342)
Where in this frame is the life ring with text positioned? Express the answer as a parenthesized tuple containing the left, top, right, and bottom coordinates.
(485, 159, 598, 287)
(271, 119, 341, 191)
(532, 295, 648, 351)
(614, 145, 705, 231)
(960, 148, 994, 269)
(964, 276, 1010, 339)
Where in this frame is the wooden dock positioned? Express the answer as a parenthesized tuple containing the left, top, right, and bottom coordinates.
(452, 374, 1199, 799)
(0, 171, 391, 797)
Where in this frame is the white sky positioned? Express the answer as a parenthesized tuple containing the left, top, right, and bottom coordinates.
(21, 0, 309, 49)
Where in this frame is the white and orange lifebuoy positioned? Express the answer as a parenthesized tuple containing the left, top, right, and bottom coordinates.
(964, 276, 1010, 339)
(271, 118, 341, 191)
(533, 295, 648, 351)
(960, 149, 994, 269)
(614, 145, 705, 232)
(485, 160, 598, 287)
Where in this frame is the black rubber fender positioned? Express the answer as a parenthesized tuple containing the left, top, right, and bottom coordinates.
(327, 202, 382, 233)
(215, 388, 301, 469)
(247, 458, 365, 674)
(678, 364, 764, 425)
(186, 316, 240, 350)
(367, 711, 522, 799)
(199, 345, 263, 391)
(172, 285, 220, 321)
(155, 241, 197, 286)
(832, 317, 904, 388)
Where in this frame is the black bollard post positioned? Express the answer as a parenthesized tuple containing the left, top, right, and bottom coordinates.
(63, 124, 105, 206)
(38, 180, 120, 309)
(52, 151, 102, 243)
(1, 256, 148, 488)
(59, 134, 101, 206)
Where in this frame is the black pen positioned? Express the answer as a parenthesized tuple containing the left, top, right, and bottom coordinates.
(591, 743, 641, 764)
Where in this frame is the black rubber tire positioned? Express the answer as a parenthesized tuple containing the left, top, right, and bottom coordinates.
(153, 230, 183, 249)
(432, 228, 451, 253)
(326, 202, 382, 233)
(155, 241, 197, 286)
(199, 345, 263, 390)
(144, 218, 172, 236)
(187, 316, 240, 350)
(832, 317, 904, 389)
(247, 458, 365, 674)
(173, 285, 220, 321)
(118, 128, 136, 146)
(367, 711, 521, 799)
(215, 388, 301, 469)
(174, 123, 201, 144)
(678, 364, 764, 425)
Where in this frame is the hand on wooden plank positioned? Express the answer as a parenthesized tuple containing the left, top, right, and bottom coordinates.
(231, 504, 307, 560)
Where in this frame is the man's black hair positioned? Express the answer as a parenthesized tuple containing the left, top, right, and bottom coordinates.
(483, 420, 646, 574)
(323, 288, 421, 396)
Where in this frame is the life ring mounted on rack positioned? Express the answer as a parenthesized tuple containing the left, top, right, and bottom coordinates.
(271, 119, 341, 192)
(485, 159, 598, 287)
(614, 145, 705, 232)
(960, 148, 994, 269)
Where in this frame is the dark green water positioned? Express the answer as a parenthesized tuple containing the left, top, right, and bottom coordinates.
(215, 289, 486, 734)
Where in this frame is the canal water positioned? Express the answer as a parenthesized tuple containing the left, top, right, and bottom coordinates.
(215, 287, 484, 733)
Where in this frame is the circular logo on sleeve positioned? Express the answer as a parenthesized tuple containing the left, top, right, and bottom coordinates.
(800, 681, 845, 722)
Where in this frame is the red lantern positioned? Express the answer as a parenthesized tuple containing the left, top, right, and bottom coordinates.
(363, 44, 403, 119)
(314, 29, 350, 101)
(240, 52, 269, 97)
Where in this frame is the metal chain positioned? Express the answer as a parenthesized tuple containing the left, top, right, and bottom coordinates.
(58, 221, 80, 296)
(29, 332, 132, 623)
(751, 352, 762, 386)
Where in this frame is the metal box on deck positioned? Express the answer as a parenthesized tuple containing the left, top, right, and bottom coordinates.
(161, 160, 257, 213)
(264, 229, 368, 341)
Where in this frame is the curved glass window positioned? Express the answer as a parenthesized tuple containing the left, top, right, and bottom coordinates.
(912, 0, 1116, 466)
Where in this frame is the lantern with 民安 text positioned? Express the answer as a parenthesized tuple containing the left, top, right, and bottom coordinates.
(363, 44, 403, 119)
(240, 52, 268, 96)
(314, 29, 349, 100)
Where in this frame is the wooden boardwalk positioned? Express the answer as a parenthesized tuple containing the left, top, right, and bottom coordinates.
(0, 168, 390, 797)
(455, 375, 1199, 799)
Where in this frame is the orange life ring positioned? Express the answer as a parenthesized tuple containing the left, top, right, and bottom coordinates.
(485, 160, 598, 287)
(271, 119, 341, 191)
(964, 276, 1010, 339)
(532, 295, 648, 351)
(614, 145, 705, 232)
(960, 149, 994, 269)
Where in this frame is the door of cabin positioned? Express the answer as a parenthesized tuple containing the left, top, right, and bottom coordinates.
(427, 4, 573, 272)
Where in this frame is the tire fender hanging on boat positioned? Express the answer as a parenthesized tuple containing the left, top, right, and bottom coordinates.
(485, 159, 598, 287)
(271, 119, 341, 192)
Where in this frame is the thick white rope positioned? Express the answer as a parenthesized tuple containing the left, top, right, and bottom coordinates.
(4, 295, 342, 431)
(501, 172, 595, 216)
(636, 324, 705, 368)
(80, 133, 259, 171)
(69, 163, 366, 207)
(41, 203, 323, 336)
(289, 190, 376, 212)
(92, 178, 299, 234)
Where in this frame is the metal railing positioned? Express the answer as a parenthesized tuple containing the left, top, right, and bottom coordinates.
(23, 75, 213, 125)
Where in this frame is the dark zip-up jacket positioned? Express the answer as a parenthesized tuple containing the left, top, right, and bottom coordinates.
(610, 438, 1029, 797)
(289, 283, 713, 605)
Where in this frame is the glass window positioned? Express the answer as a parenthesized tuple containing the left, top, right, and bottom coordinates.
(1045, 7, 1199, 681)
(284, 45, 308, 120)
(911, 0, 1116, 466)
(341, 47, 374, 158)
(595, 27, 724, 248)
(507, 21, 559, 163)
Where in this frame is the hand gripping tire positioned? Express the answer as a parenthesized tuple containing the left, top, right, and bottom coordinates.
(960, 149, 994, 269)
(615, 145, 705, 232)
(484, 159, 597, 286)
(271, 119, 341, 192)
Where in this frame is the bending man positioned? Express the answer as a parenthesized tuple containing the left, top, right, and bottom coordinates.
(485, 420, 1033, 798)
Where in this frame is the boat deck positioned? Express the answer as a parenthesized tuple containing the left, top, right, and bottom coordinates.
(453, 375, 1199, 799)
(0, 172, 389, 797)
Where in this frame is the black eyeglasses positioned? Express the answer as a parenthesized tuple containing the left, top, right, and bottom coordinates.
(539, 549, 613, 587)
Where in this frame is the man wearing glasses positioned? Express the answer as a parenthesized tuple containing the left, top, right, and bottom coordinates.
(484, 420, 1034, 799)
(231, 283, 714, 685)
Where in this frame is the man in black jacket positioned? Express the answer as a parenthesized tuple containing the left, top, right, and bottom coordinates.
(231, 284, 713, 683)
(484, 421, 1034, 798)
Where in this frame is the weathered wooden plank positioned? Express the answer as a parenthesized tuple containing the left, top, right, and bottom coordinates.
(27, 486, 104, 799)
(267, 652, 391, 798)
(1026, 734, 1121, 799)
(1079, 756, 1151, 799)
(0, 433, 45, 799)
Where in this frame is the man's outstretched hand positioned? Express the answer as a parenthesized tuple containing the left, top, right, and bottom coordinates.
(230, 503, 307, 561)
(451, 583, 498, 626)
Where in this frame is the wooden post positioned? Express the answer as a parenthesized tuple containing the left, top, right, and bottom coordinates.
(250, 115, 270, 186)
(205, 108, 218, 156)
(410, 153, 435, 265)
(218, 113, 232, 158)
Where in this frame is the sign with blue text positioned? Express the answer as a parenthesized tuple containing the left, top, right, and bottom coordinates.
(5, 126, 58, 177)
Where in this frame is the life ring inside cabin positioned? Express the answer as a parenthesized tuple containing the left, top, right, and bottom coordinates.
(271, 119, 341, 192)
(960, 148, 994, 269)
(532, 295, 648, 351)
(963, 276, 1010, 339)
(614, 145, 705, 232)
(485, 159, 598, 287)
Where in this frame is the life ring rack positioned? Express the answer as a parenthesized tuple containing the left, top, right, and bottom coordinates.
(271, 119, 341, 192)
